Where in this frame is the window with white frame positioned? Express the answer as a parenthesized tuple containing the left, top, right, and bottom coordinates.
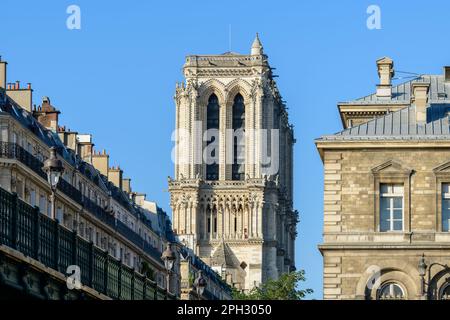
(442, 183, 450, 232)
(380, 184, 404, 232)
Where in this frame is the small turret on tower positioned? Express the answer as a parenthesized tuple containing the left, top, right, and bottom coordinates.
(251, 33, 263, 55)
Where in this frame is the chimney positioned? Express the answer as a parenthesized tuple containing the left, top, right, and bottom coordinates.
(6, 80, 33, 112)
(411, 81, 430, 123)
(376, 57, 394, 98)
(77, 134, 95, 164)
(122, 178, 132, 193)
(108, 166, 123, 190)
(33, 97, 60, 131)
(0, 58, 6, 90)
(58, 126, 78, 151)
(91, 149, 109, 176)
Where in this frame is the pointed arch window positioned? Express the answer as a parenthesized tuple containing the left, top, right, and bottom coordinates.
(206, 94, 219, 180)
(232, 94, 245, 180)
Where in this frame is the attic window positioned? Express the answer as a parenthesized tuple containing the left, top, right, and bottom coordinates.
(438, 92, 447, 98)
(240, 261, 247, 270)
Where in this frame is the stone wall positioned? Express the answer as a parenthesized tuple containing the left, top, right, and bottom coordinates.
(321, 147, 450, 299)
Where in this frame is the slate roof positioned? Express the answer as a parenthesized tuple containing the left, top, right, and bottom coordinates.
(319, 75, 450, 141)
(0, 94, 164, 230)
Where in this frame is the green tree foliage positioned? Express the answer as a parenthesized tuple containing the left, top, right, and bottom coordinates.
(232, 270, 313, 300)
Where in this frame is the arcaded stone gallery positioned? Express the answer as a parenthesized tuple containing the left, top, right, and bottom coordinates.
(169, 35, 298, 291)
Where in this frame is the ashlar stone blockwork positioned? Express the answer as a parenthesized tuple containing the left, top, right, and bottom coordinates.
(169, 35, 298, 290)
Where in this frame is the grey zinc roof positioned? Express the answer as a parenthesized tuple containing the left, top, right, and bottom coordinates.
(319, 73, 450, 141)
(320, 104, 450, 141)
(342, 75, 450, 104)
(321, 104, 450, 141)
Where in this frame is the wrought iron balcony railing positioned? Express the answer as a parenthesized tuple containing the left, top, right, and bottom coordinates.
(0, 142, 162, 264)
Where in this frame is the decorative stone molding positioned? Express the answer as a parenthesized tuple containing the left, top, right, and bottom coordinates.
(371, 160, 414, 232)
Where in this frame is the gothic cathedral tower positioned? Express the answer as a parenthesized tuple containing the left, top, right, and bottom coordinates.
(169, 34, 298, 290)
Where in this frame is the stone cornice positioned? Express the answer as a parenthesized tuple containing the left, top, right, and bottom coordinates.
(168, 178, 278, 190)
(315, 139, 450, 160)
(201, 239, 264, 246)
(337, 103, 408, 128)
(338, 101, 410, 107)
(319, 243, 450, 252)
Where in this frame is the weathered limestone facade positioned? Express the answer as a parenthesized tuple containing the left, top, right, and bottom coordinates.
(0, 56, 232, 300)
(317, 57, 450, 300)
(0, 57, 178, 292)
(169, 35, 298, 290)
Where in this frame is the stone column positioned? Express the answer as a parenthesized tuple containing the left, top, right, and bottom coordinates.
(223, 203, 230, 239)
(246, 203, 251, 238)
(249, 204, 253, 238)
(257, 201, 263, 238)
(192, 201, 198, 245)
(218, 204, 223, 239)
(203, 206, 208, 240)
(219, 92, 228, 180)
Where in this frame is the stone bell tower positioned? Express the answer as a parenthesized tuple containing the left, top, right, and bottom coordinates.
(168, 34, 298, 290)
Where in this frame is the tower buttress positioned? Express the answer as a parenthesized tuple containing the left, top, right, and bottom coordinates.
(169, 35, 297, 290)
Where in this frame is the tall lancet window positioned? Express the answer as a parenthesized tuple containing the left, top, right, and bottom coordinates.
(232, 94, 245, 180)
(206, 94, 219, 180)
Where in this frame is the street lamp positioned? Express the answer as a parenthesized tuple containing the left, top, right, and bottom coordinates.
(42, 147, 64, 221)
(161, 242, 176, 296)
(193, 270, 207, 299)
(418, 254, 427, 299)
(418, 253, 449, 299)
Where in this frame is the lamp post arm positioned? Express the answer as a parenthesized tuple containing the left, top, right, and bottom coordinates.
(427, 263, 449, 285)
(423, 262, 450, 299)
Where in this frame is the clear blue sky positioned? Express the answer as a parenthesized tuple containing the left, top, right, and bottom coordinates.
(2, 0, 449, 299)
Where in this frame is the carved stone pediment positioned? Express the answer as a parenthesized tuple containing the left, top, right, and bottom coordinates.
(433, 161, 450, 176)
(371, 160, 413, 178)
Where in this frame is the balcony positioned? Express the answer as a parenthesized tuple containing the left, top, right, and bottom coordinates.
(0, 142, 163, 265)
(0, 186, 175, 300)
